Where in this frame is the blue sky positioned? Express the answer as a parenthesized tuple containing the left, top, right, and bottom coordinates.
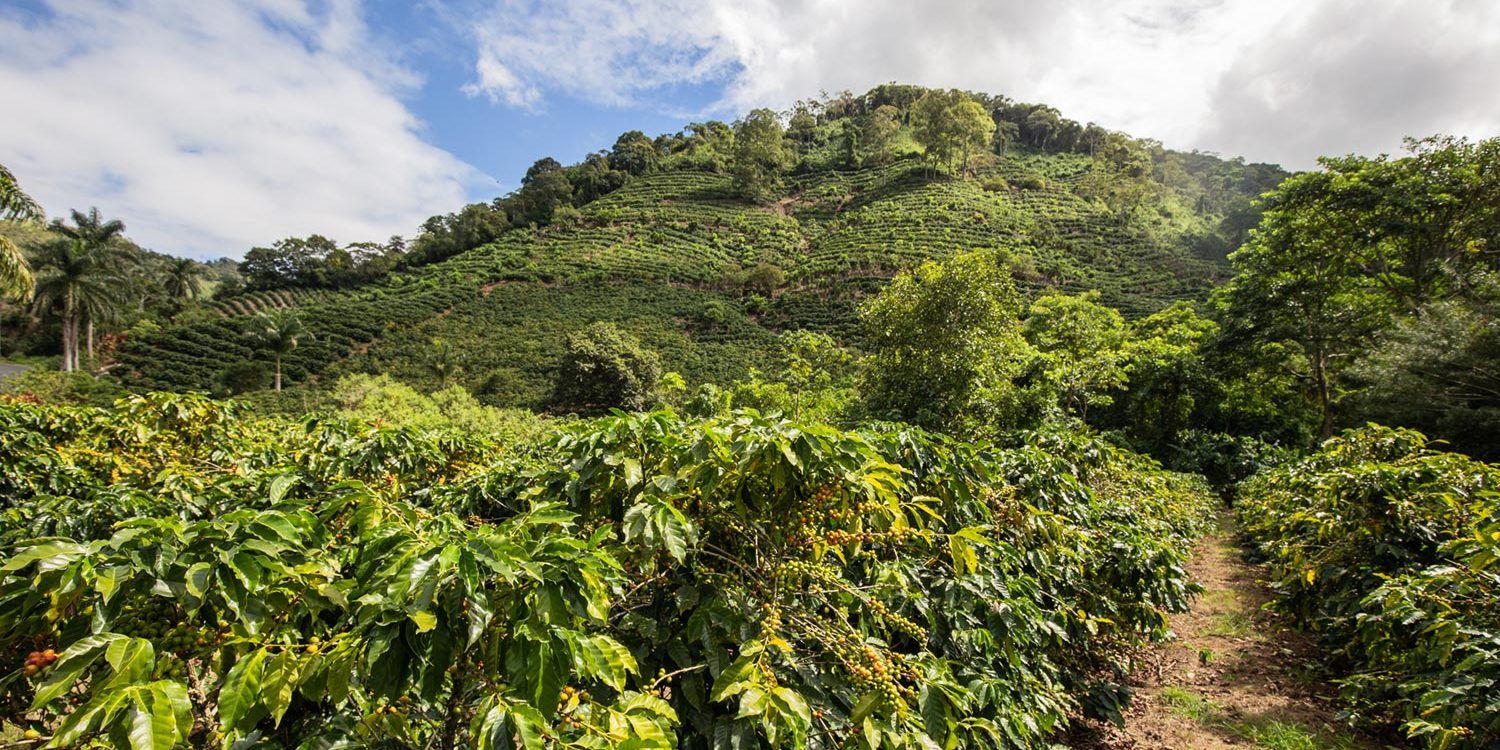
(2, 0, 1498, 259)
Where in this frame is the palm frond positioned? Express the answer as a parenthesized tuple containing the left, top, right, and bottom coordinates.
(0, 163, 45, 222)
(0, 234, 35, 300)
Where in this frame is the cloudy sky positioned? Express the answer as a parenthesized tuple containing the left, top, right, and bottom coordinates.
(2, 0, 1498, 259)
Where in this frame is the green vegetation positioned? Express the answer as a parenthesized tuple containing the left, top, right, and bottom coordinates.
(0, 85, 1275, 404)
(1158, 687, 1356, 749)
(1239, 426, 1500, 747)
(0, 163, 43, 300)
(0, 394, 1212, 749)
(2, 84, 1499, 750)
(552, 321, 663, 412)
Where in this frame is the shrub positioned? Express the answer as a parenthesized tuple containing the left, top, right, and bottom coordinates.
(1238, 425, 1500, 747)
(0, 370, 126, 407)
(0, 396, 1213, 750)
(552, 321, 662, 412)
(218, 360, 269, 395)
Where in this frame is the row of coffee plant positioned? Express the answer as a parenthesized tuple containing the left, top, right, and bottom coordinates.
(0, 394, 1212, 748)
(1237, 426, 1500, 749)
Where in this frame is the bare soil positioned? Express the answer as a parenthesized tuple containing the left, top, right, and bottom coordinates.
(1070, 516, 1385, 749)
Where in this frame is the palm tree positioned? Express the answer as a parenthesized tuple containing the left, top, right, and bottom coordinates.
(51, 207, 129, 358)
(52, 207, 125, 247)
(1, 163, 45, 301)
(247, 310, 309, 391)
(31, 239, 120, 371)
(161, 257, 205, 304)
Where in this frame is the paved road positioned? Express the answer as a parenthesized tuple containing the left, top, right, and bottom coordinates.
(0, 362, 31, 380)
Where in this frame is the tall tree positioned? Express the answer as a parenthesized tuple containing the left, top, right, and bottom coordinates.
(1216, 170, 1393, 439)
(861, 105, 902, 166)
(0, 163, 45, 300)
(608, 130, 659, 176)
(911, 90, 994, 174)
(161, 257, 205, 304)
(730, 109, 791, 202)
(50, 207, 129, 357)
(513, 158, 573, 226)
(30, 239, 121, 372)
(246, 310, 309, 391)
(860, 247, 1037, 433)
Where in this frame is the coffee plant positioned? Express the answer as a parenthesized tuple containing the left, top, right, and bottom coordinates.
(1238, 425, 1500, 748)
(0, 393, 1212, 749)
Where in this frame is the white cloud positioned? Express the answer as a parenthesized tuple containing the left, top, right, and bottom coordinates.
(1202, 0, 1500, 166)
(463, 0, 740, 110)
(0, 0, 484, 259)
(462, 0, 1500, 169)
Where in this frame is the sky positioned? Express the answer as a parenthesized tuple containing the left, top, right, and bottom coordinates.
(2, 0, 1498, 260)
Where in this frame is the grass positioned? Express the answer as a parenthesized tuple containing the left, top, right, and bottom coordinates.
(1157, 686, 1359, 750)
(1203, 610, 1256, 637)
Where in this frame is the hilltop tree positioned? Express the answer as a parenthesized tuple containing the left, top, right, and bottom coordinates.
(786, 106, 819, 143)
(911, 90, 995, 174)
(862, 104, 902, 165)
(0, 163, 44, 300)
(1023, 107, 1062, 149)
(730, 109, 791, 202)
(1080, 133, 1156, 224)
(31, 239, 121, 372)
(608, 131, 659, 176)
(860, 247, 1037, 432)
(409, 203, 510, 265)
(246, 310, 309, 391)
(992, 120, 1020, 157)
(240, 235, 339, 289)
(513, 157, 573, 225)
(553, 321, 662, 412)
(570, 153, 629, 203)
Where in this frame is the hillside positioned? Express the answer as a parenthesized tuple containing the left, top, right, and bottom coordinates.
(111, 91, 1284, 407)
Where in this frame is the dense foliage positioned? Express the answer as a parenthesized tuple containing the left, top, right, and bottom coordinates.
(1238, 426, 1500, 747)
(8, 86, 1500, 750)
(0, 393, 1213, 749)
(1216, 136, 1500, 444)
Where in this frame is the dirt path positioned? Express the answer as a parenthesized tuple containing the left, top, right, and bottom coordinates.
(1077, 516, 1379, 750)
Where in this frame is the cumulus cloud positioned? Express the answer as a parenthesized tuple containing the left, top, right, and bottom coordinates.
(462, 0, 1500, 169)
(0, 0, 484, 258)
(463, 0, 742, 110)
(1202, 0, 1500, 166)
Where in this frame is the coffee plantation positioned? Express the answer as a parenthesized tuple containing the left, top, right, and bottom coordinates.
(0, 394, 1213, 749)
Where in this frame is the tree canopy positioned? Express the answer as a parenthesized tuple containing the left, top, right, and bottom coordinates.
(553, 321, 663, 412)
(860, 247, 1037, 432)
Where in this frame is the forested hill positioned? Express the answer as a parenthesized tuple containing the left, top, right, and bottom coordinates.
(111, 85, 1285, 406)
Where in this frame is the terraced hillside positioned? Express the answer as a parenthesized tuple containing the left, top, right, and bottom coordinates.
(114, 148, 1272, 406)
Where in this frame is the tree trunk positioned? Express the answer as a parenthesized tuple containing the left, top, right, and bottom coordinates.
(61, 313, 78, 372)
(274, 355, 282, 391)
(86, 318, 95, 362)
(1313, 348, 1333, 441)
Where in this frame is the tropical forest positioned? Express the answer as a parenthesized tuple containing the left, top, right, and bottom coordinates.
(1, 36, 1498, 750)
